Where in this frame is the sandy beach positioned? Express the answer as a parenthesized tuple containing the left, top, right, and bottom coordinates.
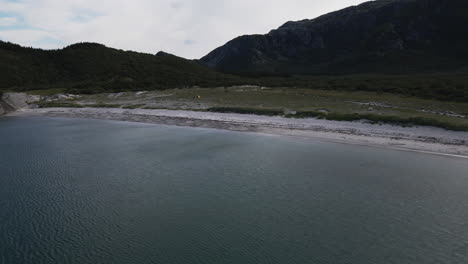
(7, 107, 468, 158)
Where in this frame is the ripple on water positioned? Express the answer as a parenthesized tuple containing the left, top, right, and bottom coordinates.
(1, 117, 468, 264)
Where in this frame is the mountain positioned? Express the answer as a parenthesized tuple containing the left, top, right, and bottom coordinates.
(200, 0, 468, 75)
(2, 0, 468, 102)
(0, 41, 239, 93)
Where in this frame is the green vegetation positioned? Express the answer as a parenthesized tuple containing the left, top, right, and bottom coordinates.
(37, 102, 85, 108)
(26, 88, 67, 96)
(37, 101, 122, 109)
(205, 106, 468, 131)
(123, 104, 146, 109)
(207, 107, 283, 116)
(249, 72, 468, 103)
(0, 41, 242, 94)
(88, 103, 122, 108)
(142, 107, 164, 110)
(34, 87, 468, 131)
(1, 41, 468, 103)
(289, 112, 468, 132)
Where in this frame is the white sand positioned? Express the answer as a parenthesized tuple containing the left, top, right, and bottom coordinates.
(8, 107, 468, 158)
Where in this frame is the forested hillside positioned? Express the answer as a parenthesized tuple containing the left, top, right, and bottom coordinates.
(0, 41, 240, 94)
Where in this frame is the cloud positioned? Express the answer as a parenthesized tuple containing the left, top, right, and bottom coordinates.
(0, 0, 367, 59)
(0, 16, 17, 27)
(0, 29, 63, 48)
(184, 39, 195, 45)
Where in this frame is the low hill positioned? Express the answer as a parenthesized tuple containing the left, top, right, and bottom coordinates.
(0, 41, 240, 93)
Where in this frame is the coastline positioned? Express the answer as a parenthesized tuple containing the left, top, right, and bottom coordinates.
(7, 107, 468, 158)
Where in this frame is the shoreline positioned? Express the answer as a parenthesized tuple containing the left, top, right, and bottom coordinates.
(7, 107, 468, 158)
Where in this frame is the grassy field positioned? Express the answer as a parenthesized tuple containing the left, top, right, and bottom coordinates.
(26, 88, 68, 96)
(34, 86, 468, 131)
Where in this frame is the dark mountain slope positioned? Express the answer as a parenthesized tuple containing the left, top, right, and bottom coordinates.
(0, 41, 239, 93)
(200, 0, 468, 75)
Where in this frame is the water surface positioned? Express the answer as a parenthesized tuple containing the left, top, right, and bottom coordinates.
(1, 117, 468, 264)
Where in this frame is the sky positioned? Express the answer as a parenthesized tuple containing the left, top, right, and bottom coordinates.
(0, 0, 367, 59)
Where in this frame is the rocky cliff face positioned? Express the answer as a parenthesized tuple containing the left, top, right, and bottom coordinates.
(200, 0, 468, 74)
(0, 93, 40, 115)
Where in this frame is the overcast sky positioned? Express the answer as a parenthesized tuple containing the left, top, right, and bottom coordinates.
(0, 0, 367, 59)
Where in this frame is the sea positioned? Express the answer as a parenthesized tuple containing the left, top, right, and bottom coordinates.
(1, 116, 468, 264)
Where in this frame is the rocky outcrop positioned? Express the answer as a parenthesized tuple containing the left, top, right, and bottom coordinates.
(0, 93, 40, 115)
(200, 0, 468, 74)
(0, 103, 5, 115)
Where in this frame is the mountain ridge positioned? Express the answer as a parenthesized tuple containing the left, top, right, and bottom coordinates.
(200, 0, 468, 75)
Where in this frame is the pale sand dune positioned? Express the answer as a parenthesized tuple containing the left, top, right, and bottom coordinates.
(8, 107, 468, 158)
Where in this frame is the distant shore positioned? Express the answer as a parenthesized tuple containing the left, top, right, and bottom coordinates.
(7, 107, 468, 158)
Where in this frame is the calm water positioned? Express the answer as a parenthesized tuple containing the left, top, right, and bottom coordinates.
(1, 117, 468, 264)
